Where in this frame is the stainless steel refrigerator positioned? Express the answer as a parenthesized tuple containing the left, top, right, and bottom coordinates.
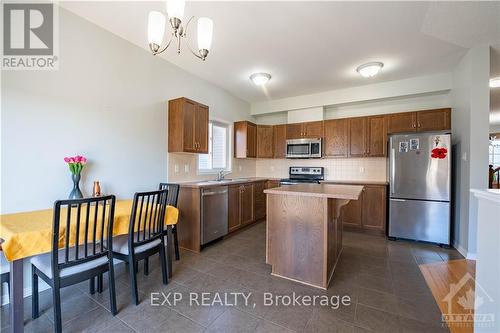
(388, 132, 451, 245)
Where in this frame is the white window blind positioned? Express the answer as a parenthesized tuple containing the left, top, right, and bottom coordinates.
(198, 121, 229, 172)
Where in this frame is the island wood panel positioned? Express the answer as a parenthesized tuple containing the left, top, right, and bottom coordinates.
(323, 118, 348, 157)
(267, 194, 326, 288)
(257, 125, 274, 158)
(273, 124, 287, 158)
(177, 187, 201, 252)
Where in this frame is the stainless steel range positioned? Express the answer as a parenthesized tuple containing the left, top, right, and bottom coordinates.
(279, 167, 324, 185)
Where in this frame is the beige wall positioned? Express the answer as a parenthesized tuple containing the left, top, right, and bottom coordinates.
(168, 153, 256, 182)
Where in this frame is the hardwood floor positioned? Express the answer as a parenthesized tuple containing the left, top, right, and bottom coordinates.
(419, 259, 476, 333)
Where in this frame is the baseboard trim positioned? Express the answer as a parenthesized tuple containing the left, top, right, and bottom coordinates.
(1, 282, 51, 306)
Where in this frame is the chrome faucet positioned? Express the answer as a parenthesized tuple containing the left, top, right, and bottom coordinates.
(216, 170, 229, 181)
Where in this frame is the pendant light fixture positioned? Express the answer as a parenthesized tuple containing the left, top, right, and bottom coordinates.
(147, 0, 213, 61)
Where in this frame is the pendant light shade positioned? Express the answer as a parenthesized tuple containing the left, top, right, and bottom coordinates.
(148, 11, 166, 45)
(197, 17, 213, 51)
(167, 0, 185, 21)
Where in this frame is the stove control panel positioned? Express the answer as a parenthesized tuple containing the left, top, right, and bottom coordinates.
(289, 167, 324, 176)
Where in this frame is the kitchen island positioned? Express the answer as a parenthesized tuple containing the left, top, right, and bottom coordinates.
(264, 184, 363, 289)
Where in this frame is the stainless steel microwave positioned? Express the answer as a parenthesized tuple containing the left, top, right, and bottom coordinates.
(286, 138, 322, 159)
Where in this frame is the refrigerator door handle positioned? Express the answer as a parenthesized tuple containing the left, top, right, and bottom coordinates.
(390, 147, 396, 195)
(390, 198, 406, 202)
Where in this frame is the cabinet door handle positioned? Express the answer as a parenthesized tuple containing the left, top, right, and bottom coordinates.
(412, 123, 416, 128)
(417, 123, 421, 128)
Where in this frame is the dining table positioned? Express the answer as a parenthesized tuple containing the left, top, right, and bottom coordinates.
(0, 200, 179, 333)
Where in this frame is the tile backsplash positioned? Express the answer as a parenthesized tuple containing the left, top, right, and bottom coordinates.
(255, 157, 387, 181)
(168, 153, 387, 183)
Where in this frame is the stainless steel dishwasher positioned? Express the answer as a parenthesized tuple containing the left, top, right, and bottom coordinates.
(201, 186, 228, 245)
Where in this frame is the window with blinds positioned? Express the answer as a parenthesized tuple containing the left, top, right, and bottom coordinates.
(198, 121, 230, 172)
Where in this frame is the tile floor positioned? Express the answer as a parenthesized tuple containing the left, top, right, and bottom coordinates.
(1, 222, 463, 332)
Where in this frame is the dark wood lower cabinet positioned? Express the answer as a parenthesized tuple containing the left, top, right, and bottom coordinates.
(253, 181, 266, 221)
(228, 185, 241, 233)
(339, 183, 387, 235)
(362, 185, 387, 232)
(240, 184, 254, 226)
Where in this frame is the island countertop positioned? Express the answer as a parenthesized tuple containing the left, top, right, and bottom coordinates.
(264, 183, 363, 199)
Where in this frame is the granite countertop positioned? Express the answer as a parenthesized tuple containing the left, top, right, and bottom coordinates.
(178, 177, 275, 188)
(264, 183, 363, 199)
(320, 180, 388, 186)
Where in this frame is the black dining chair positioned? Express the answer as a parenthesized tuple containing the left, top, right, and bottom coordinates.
(159, 183, 180, 260)
(112, 189, 169, 305)
(31, 196, 118, 333)
(0, 251, 10, 301)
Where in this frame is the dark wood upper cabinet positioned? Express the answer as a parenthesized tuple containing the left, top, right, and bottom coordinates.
(273, 124, 287, 158)
(348, 117, 367, 157)
(286, 123, 303, 139)
(323, 119, 348, 157)
(256, 125, 274, 158)
(387, 112, 417, 134)
(234, 121, 257, 158)
(195, 104, 209, 153)
(168, 97, 209, 153)
(387, 109, 450, 133)
(303, 121, 324, 138)
(286, 121, 324, 139)
(416, 108, 451, 132)
(366, 116, 387, 157)
(228, 185, 241, 233)
(362, 185, 387, 232)
(240, 184, 254, 225)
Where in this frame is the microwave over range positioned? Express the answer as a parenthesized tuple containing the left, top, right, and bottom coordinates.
(285, 138, 322, 159)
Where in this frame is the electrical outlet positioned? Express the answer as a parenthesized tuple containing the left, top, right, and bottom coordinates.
(238, 165, 242, 172)
(174, 164, 179, 173)
(359, 167, 365, 173)
(462, 152, 467, 161)
(271, 166, 275, 172)
(184, 164, 189, 173)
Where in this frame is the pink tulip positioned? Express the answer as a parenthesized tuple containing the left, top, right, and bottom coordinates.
(80, 157, 87, 164)
(69, 157, 75, 163)
(75, 156, 81, 163)
(64, 157, 70, 163)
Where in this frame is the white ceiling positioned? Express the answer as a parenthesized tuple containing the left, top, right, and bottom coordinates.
(61, 1, 500, 104)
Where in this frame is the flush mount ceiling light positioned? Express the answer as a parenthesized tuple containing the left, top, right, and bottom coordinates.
(356, 62, 384, 78)
(147, 0, 213, 61)
(250, 73, 272, 86)
(490, 77, 500, 88)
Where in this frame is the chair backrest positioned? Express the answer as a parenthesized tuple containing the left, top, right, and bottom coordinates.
(159, 183, 180, 207)
(52, 195, 116, 277)
(128, 189, 169, 249)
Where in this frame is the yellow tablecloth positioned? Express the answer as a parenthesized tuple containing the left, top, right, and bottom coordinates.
(0, 200, 179, 261)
